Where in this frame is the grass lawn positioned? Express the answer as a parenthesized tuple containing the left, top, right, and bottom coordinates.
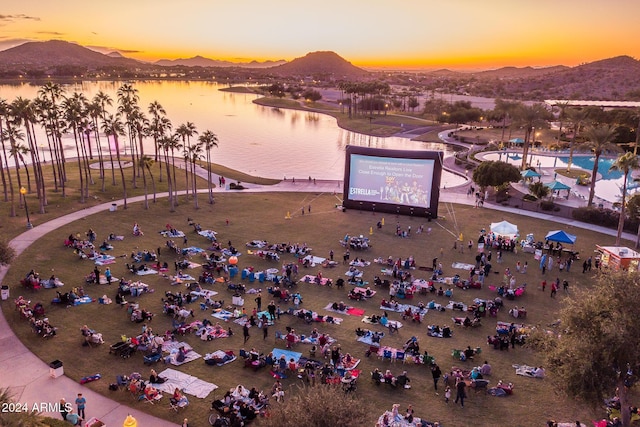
(2, 190, 622, 426)
(0, 160, 279, 242)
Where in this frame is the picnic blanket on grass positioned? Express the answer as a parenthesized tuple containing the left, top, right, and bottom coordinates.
(160, 230, 185, 238)
(300, 275, 332, 285)
(361, 316, 403, 329)
(197, 326, 230, 341)
(198, 230, 218, 241)
(212, 309, 237, 321)
(353, 287, 376, 298)
(324, 303, 364, 316)
(235, 311, 274, 327)
(513, 364, 544, 378)
(154, 367, 217, 398)
(191, 289, 219, 299)
(162, 342, 202, 366)
(278, 334, 335, 346)
(452, 262, 476, 270)
(446, 301, 468, 311)
(292, 309, 343, 324)
(204, 350, 236, 366)
(74, 296, 94, 305)
(98, 275, 119, 285)
(356, 330, 384, 346)
(272, 348, 302, 363)
(94, 257, 116, 266)
(136, 268, 158, 276)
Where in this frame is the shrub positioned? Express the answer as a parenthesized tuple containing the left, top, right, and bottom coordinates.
(570, 207, 640, 232)
(523, 194, 537, 202)
(229, 182, 245, 190)
(539, 200, 556, 211)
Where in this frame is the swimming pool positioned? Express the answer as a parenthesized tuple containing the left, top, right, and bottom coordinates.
(483, 152, 638, 203)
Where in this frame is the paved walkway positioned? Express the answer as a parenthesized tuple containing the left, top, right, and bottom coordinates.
(0, 158, 634, 426)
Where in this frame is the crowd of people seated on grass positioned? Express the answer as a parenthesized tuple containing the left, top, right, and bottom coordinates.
(211, 384, 270, 425)
(15, 296, 55, 337)
(427, 324, 452, 338)
(126, 303, 154, 323)
(371, 367, 411, 388)
(80, 324, 104, 345)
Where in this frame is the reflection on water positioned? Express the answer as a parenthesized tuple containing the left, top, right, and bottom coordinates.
(0, 81, 465, 186)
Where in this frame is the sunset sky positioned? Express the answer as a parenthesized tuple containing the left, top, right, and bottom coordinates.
(1, 0, 638, 70)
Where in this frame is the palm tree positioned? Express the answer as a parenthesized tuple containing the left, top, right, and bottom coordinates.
(493, 99, 519, 145)
(5, 123, 25, 210)
(85, 99, 106, 190)
(148, 101, 166, 161)
(39, 82, 67, 194)
(102, 114, 128, 209)
(148, 115, 172, 183)
(158, 134, 178, 211)
(198, 130, 219, 204)
(175, 122, 198, 200)
(581, 125, 622, 207)
(32, 96, 60, 194)
(513, 104, 551, 170)
(10, 96, 47, 212)
(552, 101, 571, 145)
(94, 91, 116, 185)
(61, 93, 90, 203)
(610, 152, 640, 246)
(565, 108, 590, 171)
(141, 155, 157, 204)
(0, 98, 12, 205)
(186, 141, 204, 209)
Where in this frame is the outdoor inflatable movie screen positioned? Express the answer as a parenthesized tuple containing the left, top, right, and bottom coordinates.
(343, 146, 443, 218)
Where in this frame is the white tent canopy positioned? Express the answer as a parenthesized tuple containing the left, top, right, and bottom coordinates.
(490, 220, 518, 237)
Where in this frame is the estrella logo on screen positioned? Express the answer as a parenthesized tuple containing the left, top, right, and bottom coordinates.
(350, 187, 379, 196)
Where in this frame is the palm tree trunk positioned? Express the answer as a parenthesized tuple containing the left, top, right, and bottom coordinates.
(0, 150, 7, 203)
(115, 137, 128, 209)
(192, 158, 199, 209)
(567, 130, 578, 171)
(616, 172, 628, 246)
(73, 129, 85, 204)
(588, 154, 600, 207)
(207, 151, 213, 204)
(147, 166, 156, 204)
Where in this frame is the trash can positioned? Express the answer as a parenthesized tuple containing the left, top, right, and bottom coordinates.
(49, 360, 63, 378)
(1, 285, 8, 301)
(109, 203, 117, 212)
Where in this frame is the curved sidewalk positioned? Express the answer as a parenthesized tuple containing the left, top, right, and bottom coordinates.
(0, 180, 632, 426)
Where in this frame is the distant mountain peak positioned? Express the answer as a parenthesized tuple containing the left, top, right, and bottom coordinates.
(270, 51, 367, 77)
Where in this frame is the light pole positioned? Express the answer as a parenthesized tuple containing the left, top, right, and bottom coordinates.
(19, 187, 32, 229)
(40, 144, 47, 163)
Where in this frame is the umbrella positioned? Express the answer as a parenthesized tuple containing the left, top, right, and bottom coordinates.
(521, 169, 541, 179)
(545, 180, 571, 191)
(509, 137, 525, 144)
(490, 220, 518, 237)
(545, 230, 577, 244)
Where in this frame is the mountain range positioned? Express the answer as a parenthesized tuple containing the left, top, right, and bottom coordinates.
(154, 55, 286, 68)
(0, 40, 638, 100)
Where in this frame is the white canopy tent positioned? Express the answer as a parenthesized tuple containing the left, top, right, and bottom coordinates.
(490, 220, 519, 238)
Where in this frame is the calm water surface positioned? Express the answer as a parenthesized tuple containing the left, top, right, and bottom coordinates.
(0, 81, 464, 186)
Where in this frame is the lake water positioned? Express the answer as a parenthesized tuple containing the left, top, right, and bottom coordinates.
(0, 81, 465, 187)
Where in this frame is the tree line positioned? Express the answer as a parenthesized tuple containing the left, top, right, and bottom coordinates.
(0, 82, 219, 216)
